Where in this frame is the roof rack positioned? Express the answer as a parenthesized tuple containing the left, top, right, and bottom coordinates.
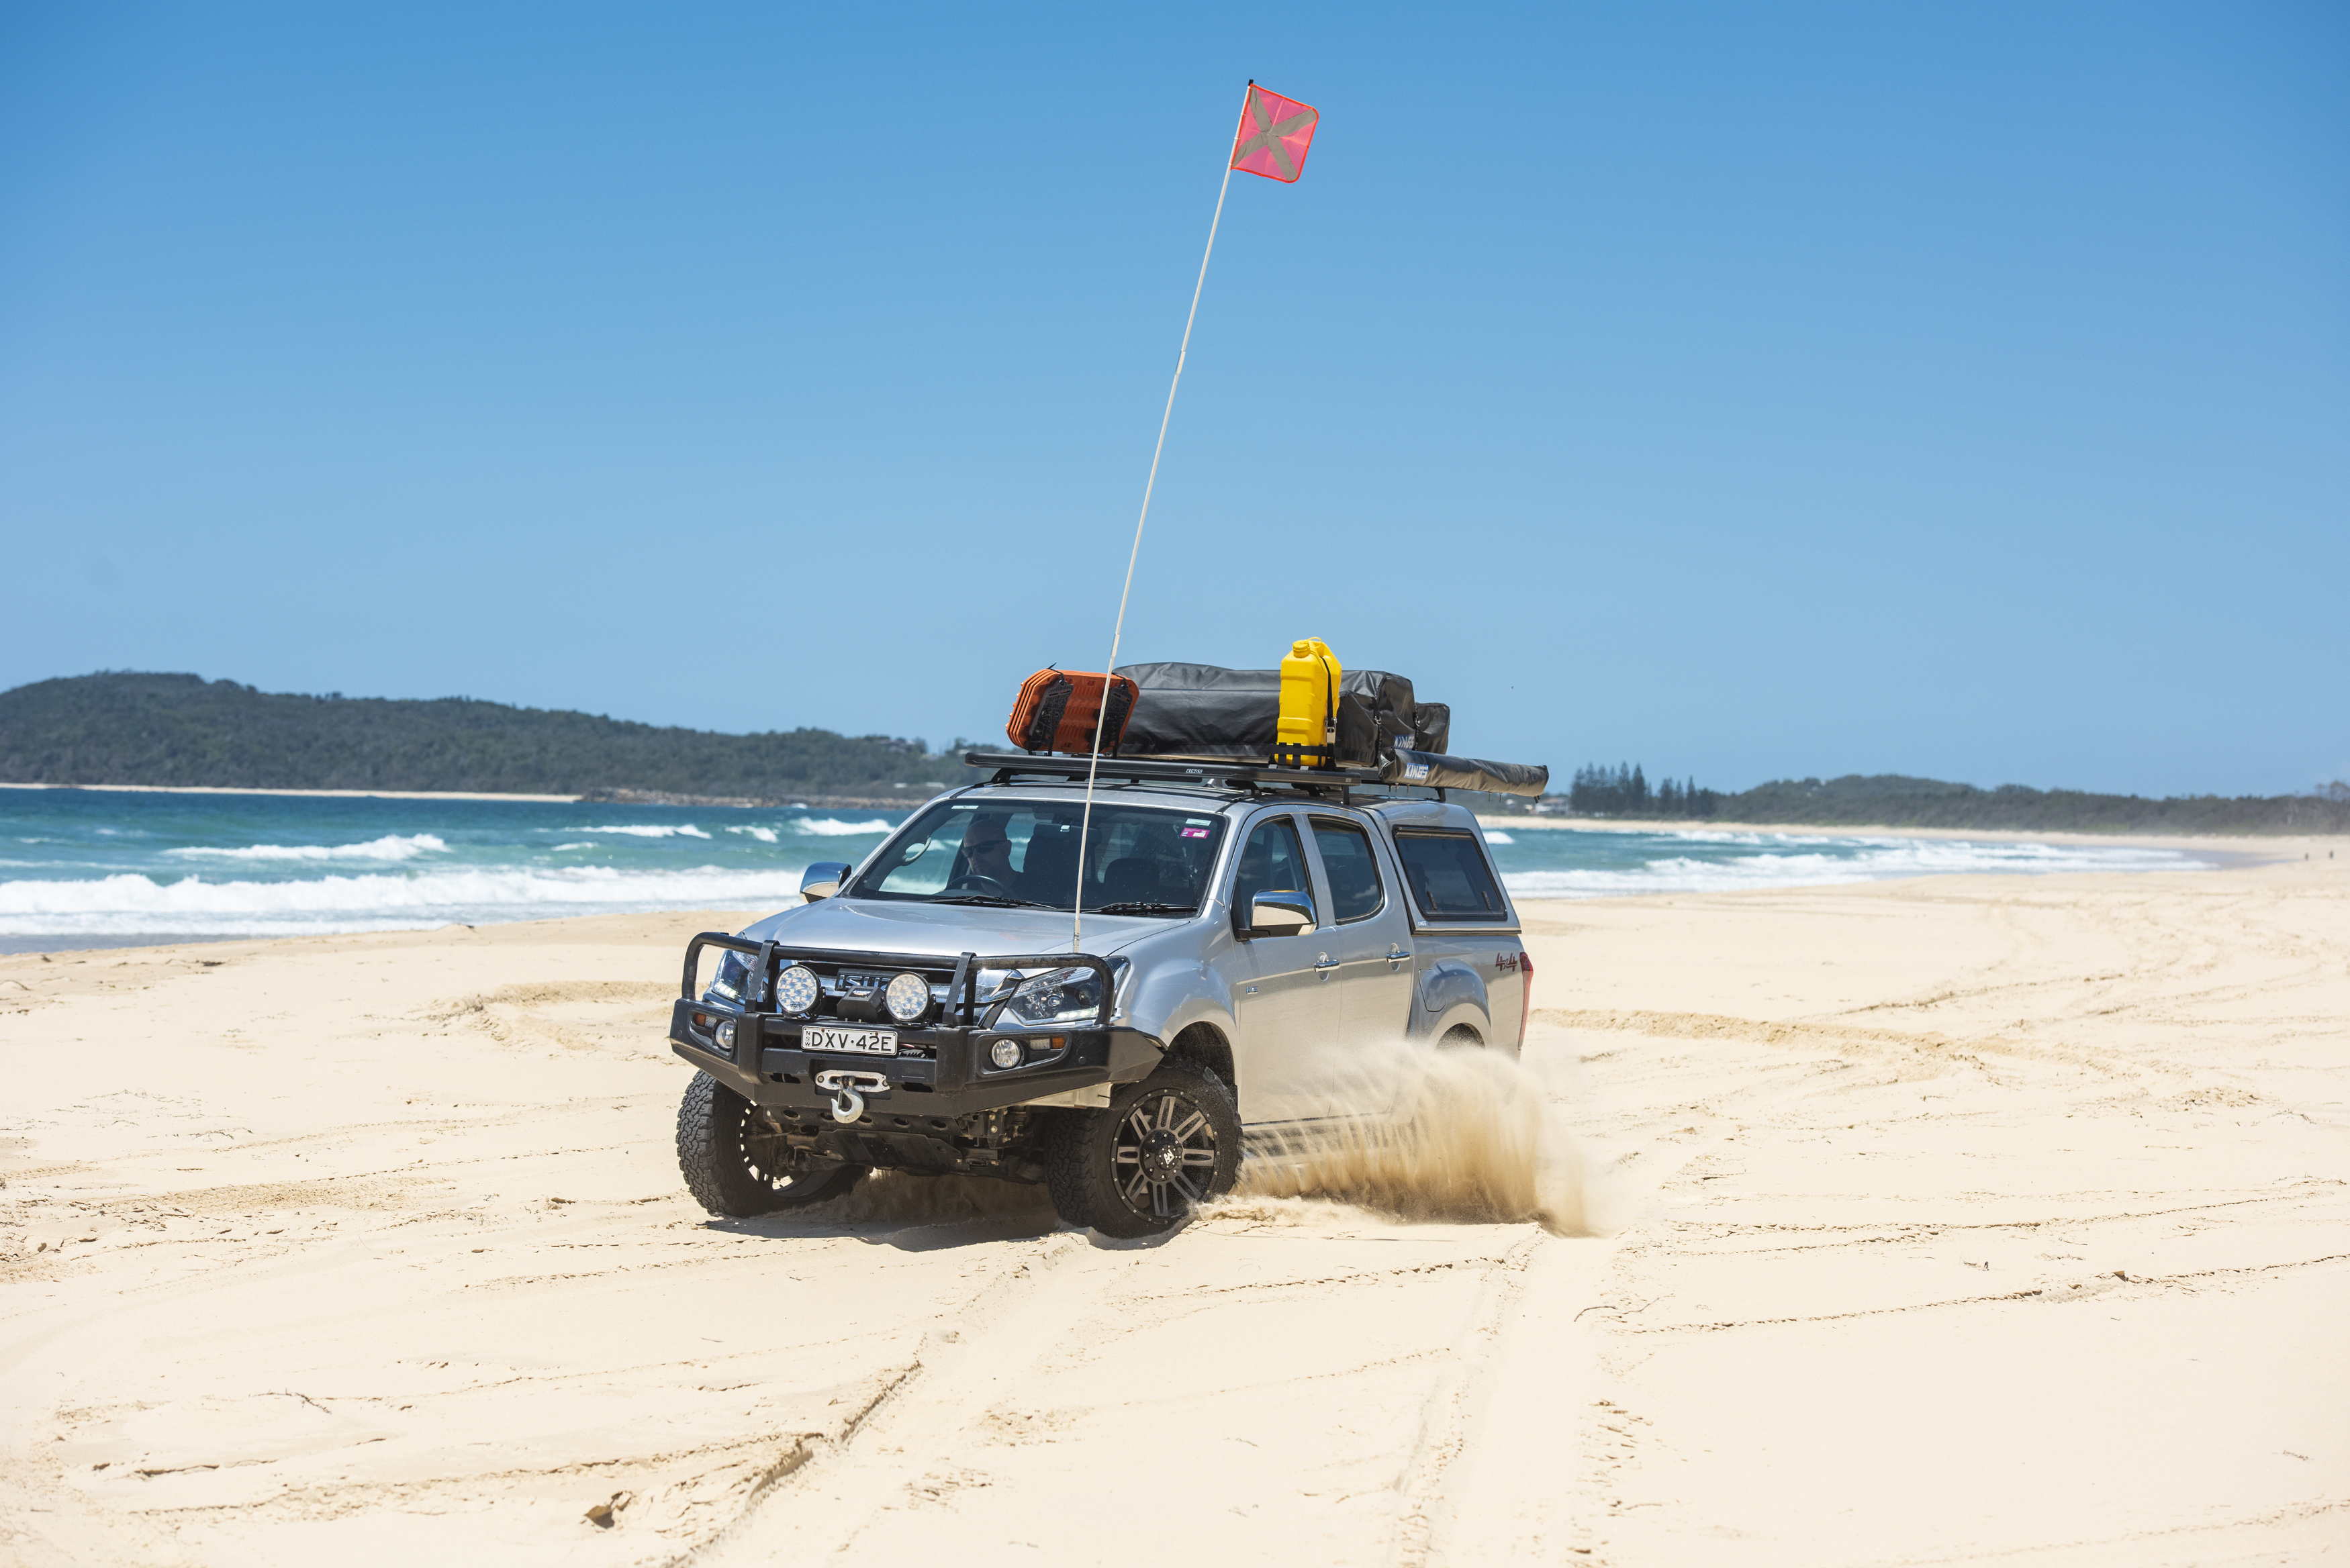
(960, 749, 1405, 800)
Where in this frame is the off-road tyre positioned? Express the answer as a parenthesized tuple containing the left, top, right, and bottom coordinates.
(1043, 1055, 1241, 1238)
(1439, 1024, 1484, 1048)
(676, 1072, 864, 1217)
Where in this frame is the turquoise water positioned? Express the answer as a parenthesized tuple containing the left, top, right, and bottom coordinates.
(0, 788, 2210, 951)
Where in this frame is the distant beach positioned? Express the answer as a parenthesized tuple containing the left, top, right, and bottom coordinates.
(0, 780, 584, 803)
(1479, 812, 2304, 865)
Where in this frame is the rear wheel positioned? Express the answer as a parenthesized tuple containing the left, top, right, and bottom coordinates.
(676, 1072, 864, 1216)
(1043, 1056, 1240, 1238)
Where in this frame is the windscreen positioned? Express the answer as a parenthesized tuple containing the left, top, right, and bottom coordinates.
(1393, 829, 1507, 920)
(850, 800, 1227, 914)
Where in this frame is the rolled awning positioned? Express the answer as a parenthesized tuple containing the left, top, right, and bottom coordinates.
(1378, 749, 1549, 798)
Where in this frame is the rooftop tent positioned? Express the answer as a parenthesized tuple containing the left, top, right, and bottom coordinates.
(1114, 663, 1449, 765)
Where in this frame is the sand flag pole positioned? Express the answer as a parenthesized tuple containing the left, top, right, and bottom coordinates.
(1070, 82, 1322, 951)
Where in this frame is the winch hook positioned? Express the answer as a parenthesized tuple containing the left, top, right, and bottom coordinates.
(813, 1069, 888, 1126)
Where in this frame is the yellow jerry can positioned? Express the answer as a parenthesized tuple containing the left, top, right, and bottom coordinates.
(1274, 638, 1342, 769)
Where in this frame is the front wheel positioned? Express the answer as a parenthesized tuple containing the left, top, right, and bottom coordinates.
(676, 1072, 864, 1217)
(1043, 1056, 1241, 1238)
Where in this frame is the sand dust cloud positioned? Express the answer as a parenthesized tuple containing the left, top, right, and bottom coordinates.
(1230, 1038, 1588, 1234)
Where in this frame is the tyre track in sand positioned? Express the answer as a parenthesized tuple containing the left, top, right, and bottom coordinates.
(677, 1208, 1569, 1567)
(1386, 1230, 1611, 1567)
(679, 1228, 1135, 1564)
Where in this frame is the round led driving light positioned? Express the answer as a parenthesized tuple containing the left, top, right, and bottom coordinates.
(988, 1038, 1023, 1070)
(884, 971, 932, 1024)
(714, 1020, 737, 1050)
(773, 965, 820, 1016)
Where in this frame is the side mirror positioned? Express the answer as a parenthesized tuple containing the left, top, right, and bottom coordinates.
(800, 861, 851, 902)
(1246, 889, 1315, 937)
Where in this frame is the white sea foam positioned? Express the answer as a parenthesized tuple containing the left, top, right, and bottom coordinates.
(576, 824, 712, 839)
(1504, 836, 2208, 899)
(793, 818, 894, 836)
(163, 834, 448, 863)
(1483, 830, 1515, 844)
(549, 842, 597, 851)
(0, 865, 810, 937)
(729, 826, 780, 843)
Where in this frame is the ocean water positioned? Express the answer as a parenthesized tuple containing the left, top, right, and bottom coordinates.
(0, 789, 2213, 952)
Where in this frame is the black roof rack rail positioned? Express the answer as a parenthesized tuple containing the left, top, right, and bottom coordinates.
(960, 749, 1400, 799)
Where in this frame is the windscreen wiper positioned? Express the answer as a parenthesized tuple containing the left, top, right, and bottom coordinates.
(929, 893, 1054, 909)
(1094, 901, 1198, 915)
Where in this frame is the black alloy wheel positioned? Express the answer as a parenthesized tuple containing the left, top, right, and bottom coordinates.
(676, 1072, 865, 1217)
(1044, 1055, 1241, 1238)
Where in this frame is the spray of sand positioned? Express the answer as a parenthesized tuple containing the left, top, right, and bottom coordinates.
(1225, 1038, 1588, 1235)
(784, 1040, 1589, 1236)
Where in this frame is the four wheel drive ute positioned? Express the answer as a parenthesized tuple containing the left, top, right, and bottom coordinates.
(669, 750, 1532, 1238)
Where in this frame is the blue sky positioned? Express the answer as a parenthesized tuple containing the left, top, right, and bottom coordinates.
(2, 1, 2343, 797)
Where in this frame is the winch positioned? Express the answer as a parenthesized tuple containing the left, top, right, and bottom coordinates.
(813, 1069, 890, 1124)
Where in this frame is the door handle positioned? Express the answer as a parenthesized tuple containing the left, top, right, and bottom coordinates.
(1313, 957, 1341, 969)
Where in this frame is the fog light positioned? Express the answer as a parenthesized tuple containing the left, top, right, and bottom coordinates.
(988, 1038, 1022, 1069)
(715, 1020, 737, 1050)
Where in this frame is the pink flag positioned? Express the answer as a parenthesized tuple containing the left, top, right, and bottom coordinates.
(1229, 84, 1319, 183)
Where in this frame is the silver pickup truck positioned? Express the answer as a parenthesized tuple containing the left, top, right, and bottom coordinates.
(670, 752, 1530, 1236)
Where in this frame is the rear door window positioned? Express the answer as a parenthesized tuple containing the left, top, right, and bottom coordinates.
(1309, 818, 1386, 923)
(1393, 830, 1507, 921)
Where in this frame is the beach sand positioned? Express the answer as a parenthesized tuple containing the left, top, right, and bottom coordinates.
(2, 855, 2344, 1565)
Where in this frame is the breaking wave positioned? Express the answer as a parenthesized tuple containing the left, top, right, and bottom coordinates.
(1501, 834, 2209, 899)
(794, 818, 894, 837)
(575, 823, 712, 839)
(0, 865, 808, 937)
(163, 833, 448, 863)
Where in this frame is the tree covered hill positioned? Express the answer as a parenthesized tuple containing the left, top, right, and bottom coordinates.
(1722, 773, 2350, 834)
(11, 674, 2344, 833)
(1527, 763, 2350, 834)
(0, 673, 979, 798)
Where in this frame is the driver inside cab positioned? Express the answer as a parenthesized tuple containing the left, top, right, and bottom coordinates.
(957, 816, 1020, 893)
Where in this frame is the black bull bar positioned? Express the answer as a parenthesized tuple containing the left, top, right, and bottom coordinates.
(669, 933, 1164, 1123)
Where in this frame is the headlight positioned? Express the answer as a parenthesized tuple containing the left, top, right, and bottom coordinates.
(773, 965, 820, 1016)
(714, 1019, 737, 1050)
(988, 1038, 1023, 1069)
(707, 951, 750, 1002)
(884, 972, 933, 1024)
(1003, 965, 1113, 1028)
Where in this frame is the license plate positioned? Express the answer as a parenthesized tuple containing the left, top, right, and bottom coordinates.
(800, 1024, 898, 1057)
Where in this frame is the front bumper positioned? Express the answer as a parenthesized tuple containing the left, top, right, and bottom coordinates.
(670, 999, 1164, 1119)
(668, 932, 1166, 1144)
